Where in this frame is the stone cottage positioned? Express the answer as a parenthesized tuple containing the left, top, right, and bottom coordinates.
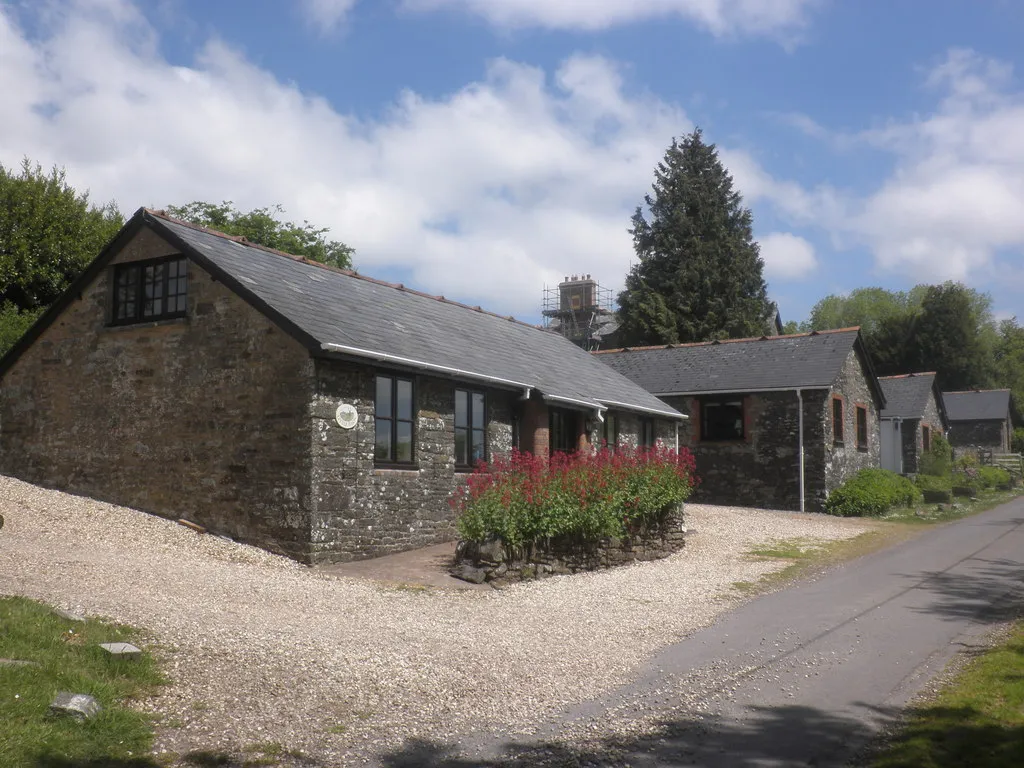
(942, 389, 1014, 457)
(594, 329, 885, 512)
(878, 372, 948, 474)
(0, 208, 684, 564)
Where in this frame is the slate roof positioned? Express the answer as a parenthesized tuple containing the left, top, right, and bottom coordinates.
(879, 373, 940, 419)
(90, 210, 677, 420)
(594, 329, 882, 402)
(942, 390, 1011, 422)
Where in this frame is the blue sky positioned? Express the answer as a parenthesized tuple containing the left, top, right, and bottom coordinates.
(3, 0, 1024, 325)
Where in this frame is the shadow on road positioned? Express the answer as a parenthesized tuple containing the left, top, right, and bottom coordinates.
(376, 698, 1024, 767)
(911, 557, 1024, 625)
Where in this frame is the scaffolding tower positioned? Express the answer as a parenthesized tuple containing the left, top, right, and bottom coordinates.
(542, 274, 616, 351)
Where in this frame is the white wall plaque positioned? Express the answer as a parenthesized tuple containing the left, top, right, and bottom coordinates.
(335, 403, 358, 429)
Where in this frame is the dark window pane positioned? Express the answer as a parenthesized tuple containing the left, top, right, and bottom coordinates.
(396, 379, 413, 420)
(472, 393, 484, 427)
(396, 421, 413, 462)
(471, 429, 485, 463)
(455, 391, 468, 428)
(702, 401, 743, 440)
(376, 377, 392, 418)
(455, 427, 468, 465)
(374, 420, 392, 461)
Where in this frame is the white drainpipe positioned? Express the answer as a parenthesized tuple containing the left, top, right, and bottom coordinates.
(675, 421, 680, 452)
(797, 388, 806, 514)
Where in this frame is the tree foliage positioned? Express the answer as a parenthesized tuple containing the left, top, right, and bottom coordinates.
(165, 201, 354, 269)
(805, 282, 998, 392)
(0, 159, 123, 312)
(617, 129, 775, 345)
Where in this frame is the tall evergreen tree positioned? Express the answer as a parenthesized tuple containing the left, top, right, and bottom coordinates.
(617, 129, 775, 345)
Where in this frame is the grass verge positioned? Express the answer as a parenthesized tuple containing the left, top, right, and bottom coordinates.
(0, 595, 164, 767)
(869, 620, 1024, 767)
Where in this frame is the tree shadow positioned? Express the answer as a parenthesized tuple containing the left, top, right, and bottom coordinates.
(379, 703, 897, 767)
(377, 699, 1024, 767)
(909, 557, 1024, 625)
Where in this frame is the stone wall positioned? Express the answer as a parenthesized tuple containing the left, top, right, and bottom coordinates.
(823, 349, 881, 497)
(453, 507, 687, 585)
(900, 389, 945, 473)
(0, 226, 316, 560)
(949, 419, 1009, 456)
(308, 359, 517, 563)
(665, 391, 811, 511)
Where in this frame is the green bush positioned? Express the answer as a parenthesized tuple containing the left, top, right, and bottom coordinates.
(919, 434, 952, 477)
(976, 466, 1011, 489)
(454, 447, 697, 550)
(915, 473, 952, 492)
(825, 468, 921, 517)
(1013, 427, 1024, 455)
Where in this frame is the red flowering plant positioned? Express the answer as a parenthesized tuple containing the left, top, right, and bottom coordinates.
(452, 444, 698, 552)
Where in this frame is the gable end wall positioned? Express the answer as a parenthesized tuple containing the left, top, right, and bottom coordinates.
(0, 226, 316, 560)
(822, 348, 881, 498)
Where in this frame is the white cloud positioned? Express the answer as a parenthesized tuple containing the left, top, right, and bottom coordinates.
(0, 1, 691, 319)
(851, 49, 1024, 282)
(758, 232, 817, 280)
(402, 0, 817, 40)
(301, 0, 358, 29)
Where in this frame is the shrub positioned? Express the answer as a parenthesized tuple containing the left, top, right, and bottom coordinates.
(1013, 427, 1024, 455)
(825, 468, 921, 517)
(915, 473, 952, 493)
(919, 434, 952, 477)
(452, 446, 698, 551)
(976, 466, 1011, 489)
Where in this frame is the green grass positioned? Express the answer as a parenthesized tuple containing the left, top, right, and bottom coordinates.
(883, 487, 1021, 525)
(871, 620, 1024, 767)
(0, 596, 165, 767)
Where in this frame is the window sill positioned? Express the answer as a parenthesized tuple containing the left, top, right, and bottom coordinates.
(373, 463, 420, 474)
(833, 440, 845, 447)
(104, 316, 188, 332)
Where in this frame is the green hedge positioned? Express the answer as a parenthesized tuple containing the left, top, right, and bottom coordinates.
(915, 473, 952, 493)
(825, 468, 921, 517)
(977, 466, 1011, 489)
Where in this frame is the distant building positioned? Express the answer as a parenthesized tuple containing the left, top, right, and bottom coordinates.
(542, 275, 620, 350)
(943, 389, 1014, 457)
(878, 373, 948, 474)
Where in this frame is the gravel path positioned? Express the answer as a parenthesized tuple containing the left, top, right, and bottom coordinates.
(0, 476, 876, 765)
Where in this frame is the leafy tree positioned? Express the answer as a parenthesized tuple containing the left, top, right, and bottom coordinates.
(910, 283, 995, 391)
(618, 129, 775, 345)
(994, 318, 1024, 416)
(165, 201, 354, 269)
(807, 287, 914, 337)
(0, 159, 123, 312)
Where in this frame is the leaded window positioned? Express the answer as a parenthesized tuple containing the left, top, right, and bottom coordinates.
(113, 257, 187, 325)
(856, 406, 868, 451)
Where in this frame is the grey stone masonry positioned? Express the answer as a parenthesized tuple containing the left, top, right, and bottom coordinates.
(949, 420, 1010, 457)
(823, 348, 882, 499)
(0, 227, 315, 561)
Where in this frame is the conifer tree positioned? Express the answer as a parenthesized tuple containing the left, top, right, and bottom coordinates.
(618, 129, 774, 345)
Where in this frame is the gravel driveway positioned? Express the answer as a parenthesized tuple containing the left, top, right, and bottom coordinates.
(0, 476, 877, 765)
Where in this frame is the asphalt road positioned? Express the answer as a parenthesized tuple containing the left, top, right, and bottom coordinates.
(377, 497, 1024, 767)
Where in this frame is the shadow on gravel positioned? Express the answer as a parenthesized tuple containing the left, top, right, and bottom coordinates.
(378, 703, 900, 767)
(912, 557, 1024, 625)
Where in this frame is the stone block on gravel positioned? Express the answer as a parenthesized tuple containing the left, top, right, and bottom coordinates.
(99, 642, 142, 660)
(54, 608, 86, 622)
(49, 692, 101, 721)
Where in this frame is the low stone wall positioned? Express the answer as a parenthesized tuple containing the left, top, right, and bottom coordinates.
(452, 509, 688, 586)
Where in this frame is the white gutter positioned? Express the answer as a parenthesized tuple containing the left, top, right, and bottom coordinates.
(321, 342, 533, 396)
(598, 398, 688, 421)
(797, 388, 806, 514)
(543, 393, 605, 412)
(655, 386, 830, 397)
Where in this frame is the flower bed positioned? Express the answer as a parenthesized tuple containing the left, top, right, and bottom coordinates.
(450, 446, 698, 583)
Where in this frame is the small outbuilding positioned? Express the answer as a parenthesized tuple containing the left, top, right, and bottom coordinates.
(942, 389, 1014, 457)
(0, 208, 684, 564)
(595, 329, 886, 513)
(878, 373, 948, 474)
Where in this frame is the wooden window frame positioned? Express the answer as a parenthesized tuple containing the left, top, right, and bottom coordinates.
(699, 397, 745, 442)
(855, 404, 868, 452)
(638, 421, 655, 450)
(111, 256, 188, 326)
(832, 395, 845, 446)
(454, 388, 487, 470)
(922, 424, 931, 453)
(374, 374, 416, 467)
(601, 412, 619, 451)
(549, 408, 579, 456)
